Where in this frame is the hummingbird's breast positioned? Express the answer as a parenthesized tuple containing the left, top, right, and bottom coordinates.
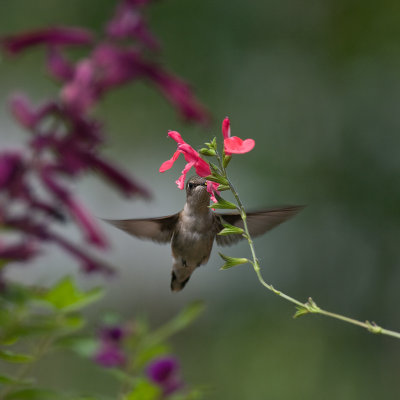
(171, 208, 215, 268)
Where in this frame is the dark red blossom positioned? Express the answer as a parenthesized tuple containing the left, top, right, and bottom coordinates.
(107, 1, 160, 49)
(94, 324, 127, 368)
(0, 0, 209, 279)
(146, 356, 183, 396)
(1, 27, 94, 54)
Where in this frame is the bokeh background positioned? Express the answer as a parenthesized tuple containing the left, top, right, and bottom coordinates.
(1, 0, 400, 398)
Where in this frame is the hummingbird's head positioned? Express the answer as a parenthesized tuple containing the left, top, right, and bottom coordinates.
(185, 175, 210, 208)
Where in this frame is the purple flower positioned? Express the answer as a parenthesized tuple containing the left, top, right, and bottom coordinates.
(94, 342, 126, 368)
(107, 1, 160, 50)
(0, 240, 39, 262)
(1, 27, 94, 54)
(0, 151, 24, 190)
(146, 356, 183, 396)
(144, 66, 210, 124)
(0, 0, 210, 282)
(46, 47, 75, 81)
(94, 324, 127, 368)
(9, 94, 57, 130)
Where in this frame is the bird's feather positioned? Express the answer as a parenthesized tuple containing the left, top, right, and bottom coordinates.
(215, 205, 304, 246)
(103, 213, 180, 244)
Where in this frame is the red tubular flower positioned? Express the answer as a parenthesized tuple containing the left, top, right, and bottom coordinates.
(159, 131, 211, 190)
(222, 117, 255, 155)
(1, 27, 94, 54)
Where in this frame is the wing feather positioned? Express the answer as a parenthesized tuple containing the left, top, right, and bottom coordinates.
(104, 213, 180, 244)
(215, 205, 304, 246)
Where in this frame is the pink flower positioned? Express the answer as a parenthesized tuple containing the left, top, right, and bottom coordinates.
(159, 131, 211, 190)
(9, 94, 57, 130)
(222, 117, 255, 155)
(1, 27, 93, 54)
(160, 131, 220, 202)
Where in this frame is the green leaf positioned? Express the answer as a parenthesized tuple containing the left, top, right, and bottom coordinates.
(217, 184, 230, 191)
(4, 388, 62, 400)
(223, 155, 232, 168)
(39, 277, 103, 312)
(217, 223, 244, 236)
(218, 253, 249, 270)
(293, 306, 310, 318)
(209, 193, 237, 210)
(123, 379, 161, 400)
(0, 374, 33, 385)
(0, 349, 33, 363)
(55, 336, 97, 357)
(199, 148, 216, 157)
(136, 343, 170, 368)
(205, 174, 229, 186)
(149, 301, 204, 344)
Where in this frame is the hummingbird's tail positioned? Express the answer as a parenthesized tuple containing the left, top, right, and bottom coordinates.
(170, 263, 196, 292)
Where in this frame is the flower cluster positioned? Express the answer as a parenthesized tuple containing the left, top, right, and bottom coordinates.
(0, 0, 208, 278)
(146, 356, 183, 397)
(159, 117, 254, 200)
(94, 325, 127, 368)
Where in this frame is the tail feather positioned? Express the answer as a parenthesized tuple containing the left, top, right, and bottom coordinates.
(170, 263, 196, 292)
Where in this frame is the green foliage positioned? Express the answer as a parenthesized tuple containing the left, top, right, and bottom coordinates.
(38, 277, 103, 312)
(217, 223, 244, 236)
(122, 379, 161, 400)
(218, 253, 249, 270)
(0, 275, 204, 399)
(209, 193, 237, 210)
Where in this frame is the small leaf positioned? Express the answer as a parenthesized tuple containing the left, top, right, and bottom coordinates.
(39, 277, 103, 312)
(223, 155, 232, 168)
(205, 174, 229, 186)
(209, 193, 237, 210)
(0, 374, 33, 385)
(0, 349, 33, 363)
(219, 253, 249, 270)
(199, 148, 216, 157)
(293, 306, 310, 319)
(217, 184, 230, 191)
(123, 379, 161, 400)
(218, 223, 244, 236)
(4, 388, 61, 400)
(55, 336, 97, 357)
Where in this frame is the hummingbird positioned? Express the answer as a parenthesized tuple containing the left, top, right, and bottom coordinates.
(105, 175, 303, 291)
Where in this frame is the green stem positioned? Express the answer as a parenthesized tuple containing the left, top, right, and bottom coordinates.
(0, 334, 54, 398)
(213, 150, 400, 340)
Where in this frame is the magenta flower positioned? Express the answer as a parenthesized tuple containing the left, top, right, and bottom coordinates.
(159, 131, 211, 189)
(146, 356, 183, 396)
(0, 0, 209, 281)
(94, 324, 127, 368)
(222, 117, 255, 155)
(106, 1, 160, 50)
(1, 27, 93, 54)
(10, 94, 57, 129)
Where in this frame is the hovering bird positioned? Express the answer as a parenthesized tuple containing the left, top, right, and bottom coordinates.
(105, 175, 303, 291)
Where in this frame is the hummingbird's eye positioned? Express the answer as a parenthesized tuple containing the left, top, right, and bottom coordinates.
(188, 182, 195, 189)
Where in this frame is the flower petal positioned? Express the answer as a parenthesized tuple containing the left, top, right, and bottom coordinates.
(222, 117, 231, 139)
(224, 136, 255, 154)
(159, 150, 181, 172)
(167, 130, 185, 144)
(175, 161, 194, 190)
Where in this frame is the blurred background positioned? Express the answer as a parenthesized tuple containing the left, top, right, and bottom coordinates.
(1, 0, 400, 398)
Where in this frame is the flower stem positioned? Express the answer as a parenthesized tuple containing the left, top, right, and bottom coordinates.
(214, 150, 400, 340)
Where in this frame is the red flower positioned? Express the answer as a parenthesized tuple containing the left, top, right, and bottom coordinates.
(222, 117, 255, 155)
(1, 27, 93, 54)
(160, 131, 211, 189)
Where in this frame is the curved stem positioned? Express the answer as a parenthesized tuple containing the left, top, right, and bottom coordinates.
(213, 150, 400, 340)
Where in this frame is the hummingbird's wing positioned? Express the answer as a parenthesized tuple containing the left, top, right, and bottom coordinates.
(104, 213, 180, 244)
(215, 205, 304, 246)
